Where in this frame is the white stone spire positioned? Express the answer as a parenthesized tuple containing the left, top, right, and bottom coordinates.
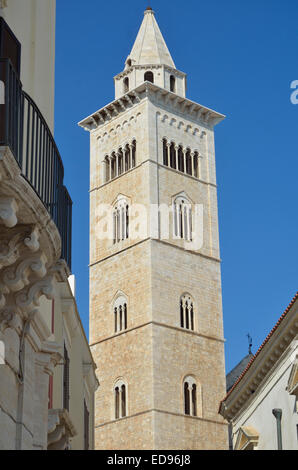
(114, 7, 187, 99)
(127, 7, 175, 68)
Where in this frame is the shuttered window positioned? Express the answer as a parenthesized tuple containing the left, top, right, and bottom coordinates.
(63, 344, 70, 411)
(84, 400, 90, 450)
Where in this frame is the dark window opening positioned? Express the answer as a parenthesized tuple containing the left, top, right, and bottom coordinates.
(63, 344, 70, 411)
(192, 384, 197, 416)
(123, 77, 129, 94)
(84, 400, 90, 450)
(184, 382, 190, 415)
(170, 75, 176, 93)
(163, 139, 168, 166)
(144, 71, 154, 83)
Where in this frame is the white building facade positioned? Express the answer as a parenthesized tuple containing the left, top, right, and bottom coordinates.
(0, 0, 98, 450)
(220, 293, 298, 450)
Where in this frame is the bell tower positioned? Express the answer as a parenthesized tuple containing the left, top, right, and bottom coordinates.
(79, 7, 228, 450)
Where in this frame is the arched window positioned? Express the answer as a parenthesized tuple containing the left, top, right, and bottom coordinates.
(183, 376, 198, 417)
(180, 294, 194, 330)
(170, 75, 176, 92)
(170, 142, 176, 169)
(178, 146, 184, 172)
(173, 195, 192, 241)
(114, 380, 127, 419)
(186, 149, 192, 175)
(144, 71, 154, 83)
(113, 198, 129, 244)
(163, 138, 168, 166)
(105, 156, 110, 182)
(193, 151, 199, 178)
(123, 77, 129, 94)
(131, 140, 136, 167)
(113, 295, 128, 333)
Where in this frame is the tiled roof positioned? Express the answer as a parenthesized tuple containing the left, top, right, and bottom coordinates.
(221, 291, 298, 405)
(226, 353, 254, 392)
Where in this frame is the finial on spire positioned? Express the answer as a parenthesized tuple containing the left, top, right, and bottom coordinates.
(247, 334, 253, 355)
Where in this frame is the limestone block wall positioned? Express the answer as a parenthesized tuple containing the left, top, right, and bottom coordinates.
(91, 324, 154, 449)
(95, 411, 154, 450)
(151, 323, 226, 420)
(90, 241, 152, 344)
(150, 240, 224, 340)
(90, 163, 151, 264)
(91, 101, 149, 189)
(153, 411, 227, 450)
(88, 91, 227, 449)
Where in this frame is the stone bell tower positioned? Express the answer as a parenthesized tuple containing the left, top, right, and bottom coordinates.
(79, 7, 228, 450)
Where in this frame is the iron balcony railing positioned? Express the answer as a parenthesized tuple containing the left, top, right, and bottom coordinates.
(0, 58, 72, 269)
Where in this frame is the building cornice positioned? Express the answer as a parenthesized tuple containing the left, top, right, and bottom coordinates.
(114, 64, 186, 81)
(95, 408, 227, 430)
(78, 82, 225, 132)
(90, 320, 225, 348)
(89, 237, 221, 270)
(90, 158, 217, 194)
(219, 292, 298, 421)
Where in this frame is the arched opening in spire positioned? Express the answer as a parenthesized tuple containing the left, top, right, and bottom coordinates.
(123, 77, 129, 94)
(170, 75, 176, 93)
(144, 71, 154, 83)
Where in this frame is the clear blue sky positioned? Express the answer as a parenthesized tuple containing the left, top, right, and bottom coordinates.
(54, 0, 298, 373)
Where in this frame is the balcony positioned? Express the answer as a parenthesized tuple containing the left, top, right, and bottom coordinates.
(0, 58, 72, 269)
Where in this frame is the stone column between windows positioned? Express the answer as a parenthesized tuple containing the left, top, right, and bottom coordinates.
(198, 154, 202, 179)
(109, 157, 112, 181)
(129, 143, 133, 169)
(166, 142, 171, 167)
(183, 149, 187, 174)
(175, 145, 179, 170)
(175, 203, 180, 237)
(191, 152, 195, 177)
(115, 153, 119, 177)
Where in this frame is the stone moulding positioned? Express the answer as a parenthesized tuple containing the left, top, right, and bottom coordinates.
(78, 82, 225, 132)
(47, 409, 77, 451)
(0, 146, 61, 265)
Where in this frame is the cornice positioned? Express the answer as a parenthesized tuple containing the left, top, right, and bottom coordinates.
(78, 82, 225, 132)
(95, 408, 227, 430)
(90, 320, 224, 348)
(89, 236, 221, 269)
(89, 158, 217, 194)
(114, 64, 186, 80)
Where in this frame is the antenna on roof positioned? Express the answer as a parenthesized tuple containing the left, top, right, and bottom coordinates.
(247, 334, 253, 355)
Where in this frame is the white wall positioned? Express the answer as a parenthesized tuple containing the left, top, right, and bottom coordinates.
(1, 0, 56, 133)
(232, 342, 298, 450)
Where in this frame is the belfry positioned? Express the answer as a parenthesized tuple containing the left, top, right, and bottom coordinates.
(80, 7, 228, 450)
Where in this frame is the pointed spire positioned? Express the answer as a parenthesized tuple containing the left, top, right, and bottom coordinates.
(127, 8, 176, 69)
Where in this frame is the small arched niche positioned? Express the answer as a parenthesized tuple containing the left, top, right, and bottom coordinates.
(123, 77, 129, 94)
(170, 75, 176, 92)
(144, 71, 154, 83)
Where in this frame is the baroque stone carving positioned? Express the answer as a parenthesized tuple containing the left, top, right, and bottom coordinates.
(2, 253, 47, 293)
(0, 197, 18, 228)
(15, 275, 55, 312)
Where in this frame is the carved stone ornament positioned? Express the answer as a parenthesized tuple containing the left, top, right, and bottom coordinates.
(0, 197, 18, 228)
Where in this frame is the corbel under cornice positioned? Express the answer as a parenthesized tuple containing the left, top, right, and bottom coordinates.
(78, 82, 225, 132)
